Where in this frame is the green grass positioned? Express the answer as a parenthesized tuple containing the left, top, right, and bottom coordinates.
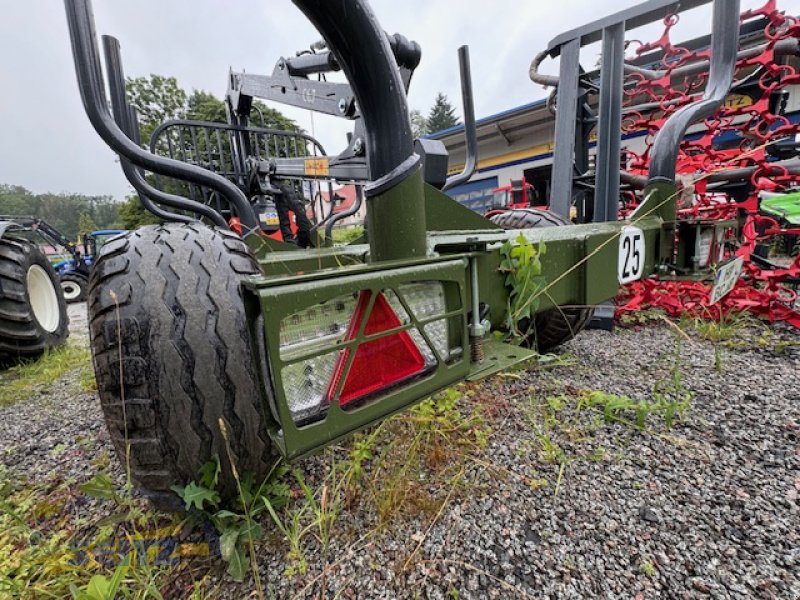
(0, 466, 185, 599)
(330, 225, 364, 245)
(0, 344, 92, 407)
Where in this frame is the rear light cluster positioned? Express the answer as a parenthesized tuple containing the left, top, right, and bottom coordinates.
(278, 282, 456, 426)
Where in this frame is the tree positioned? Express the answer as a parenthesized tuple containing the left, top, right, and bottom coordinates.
(410, 109, 429, 139)
(78, 212, 98, 236)
(0, 185, 120, 239)
(126, 75, 188, 142)
(426, 93, 459, 134)
(117, 196, 161, 229)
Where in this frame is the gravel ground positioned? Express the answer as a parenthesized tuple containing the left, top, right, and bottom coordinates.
(1, 304, 798, 599)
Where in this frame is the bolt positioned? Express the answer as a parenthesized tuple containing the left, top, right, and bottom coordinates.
(470, 335, 485, 364)
(338, 98, 348, 114)
(353, 138, 364, 155)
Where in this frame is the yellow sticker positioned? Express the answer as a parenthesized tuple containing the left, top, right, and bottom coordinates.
(304, 158, 330, 177)
(724, 94, 754, 109)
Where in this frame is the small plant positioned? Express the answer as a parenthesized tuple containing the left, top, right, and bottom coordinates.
(499, 234, 546, 340)
(69, 556, 130, 600)
(330, 224, 364, 245)
(639, 559, 657, 578)
(171, 455, 290, 582)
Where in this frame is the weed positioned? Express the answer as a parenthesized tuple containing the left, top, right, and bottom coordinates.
(0, 344, 91, 406)
(524, 335, 693, 493)
(618, 308, 667, 327)
(360, 387, 491, 525)
(171, 454, 290, 583)
(79, 366, 98, 393)
(499, 234, 546, 341)
(330, 225, 364, 245)
(639, 559, 657, 578)
(0, 466, 173, 599)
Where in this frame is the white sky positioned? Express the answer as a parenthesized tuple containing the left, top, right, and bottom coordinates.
(0, 0, 795, 200)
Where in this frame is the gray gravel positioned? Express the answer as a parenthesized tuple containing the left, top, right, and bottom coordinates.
(1, 305, 798, 599)
(0, 303, 119, 484)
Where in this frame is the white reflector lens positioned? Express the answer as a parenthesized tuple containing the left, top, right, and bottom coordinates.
(281, 351, 340, 426)
(280, 293, 357, 360)
(278, 283, 454, 426)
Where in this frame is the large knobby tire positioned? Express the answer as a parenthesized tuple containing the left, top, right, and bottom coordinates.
(0, 236, 69, 362)
(60, 272, 88, 303)
(489, 208, 593, 352)
(88, 223, 275, 501)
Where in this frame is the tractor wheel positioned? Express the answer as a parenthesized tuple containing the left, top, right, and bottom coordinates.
(88, 223, 275, 503)
(0, 236, 69, 363)
(60, 272, 88, 303)
(489, 208, 593, 352)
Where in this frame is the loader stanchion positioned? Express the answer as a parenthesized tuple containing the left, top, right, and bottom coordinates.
(292, 0, 426, 261)
(64, 0, 259, 232)
(646, 0, 742, 185)
(443, 46, 478, 193)
(102, 35, 221, 226)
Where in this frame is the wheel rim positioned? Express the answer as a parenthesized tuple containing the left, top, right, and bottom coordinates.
(61, 280, 82, 301)
(27, 265, 61, 333)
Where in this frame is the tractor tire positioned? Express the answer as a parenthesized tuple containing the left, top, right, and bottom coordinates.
(489, 208, 593, 352)
(60, 272, 88, 303)
(0, 236, 69, 363)
(88, 223, 275, 503)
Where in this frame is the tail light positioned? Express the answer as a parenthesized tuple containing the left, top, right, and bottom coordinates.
(277, 282, 456, 426)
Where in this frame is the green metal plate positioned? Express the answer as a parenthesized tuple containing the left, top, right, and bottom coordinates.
(466, 337, 539, 381)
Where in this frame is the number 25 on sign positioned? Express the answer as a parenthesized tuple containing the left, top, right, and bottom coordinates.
(618, 226, 645, 284)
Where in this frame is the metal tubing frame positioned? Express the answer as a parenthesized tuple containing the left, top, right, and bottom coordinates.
(63, 0, 259, 233)
(442, 46, 478, 193)
(593, 22, 625, 223)
(292, 0, 426, 262)
(647, 0, 743, 184)
(550, 38, 581, 219)
(101, 36, 225, 226)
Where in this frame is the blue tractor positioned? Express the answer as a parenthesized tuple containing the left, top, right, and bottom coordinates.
(1, 217, 125, 303)
(53, 229, 127, 302)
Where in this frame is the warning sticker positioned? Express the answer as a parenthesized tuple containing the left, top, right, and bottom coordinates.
(304, 158, 330, 177)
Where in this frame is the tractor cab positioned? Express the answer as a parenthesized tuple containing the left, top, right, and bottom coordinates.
(490, 179, 539, 210)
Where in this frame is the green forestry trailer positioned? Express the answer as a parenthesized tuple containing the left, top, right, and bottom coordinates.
(65, 0, 746, 499)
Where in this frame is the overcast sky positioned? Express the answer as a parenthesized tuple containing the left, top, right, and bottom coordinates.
(0, 0, 792, 200)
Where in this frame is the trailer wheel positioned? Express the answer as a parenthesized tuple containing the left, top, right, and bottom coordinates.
(60, 272, 88, 303)
(0, 237, 69, 362)
(88, 223, 275, 502)
(489, 208, 593, 352)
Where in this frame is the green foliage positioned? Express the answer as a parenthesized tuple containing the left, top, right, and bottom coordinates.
(79, 473, 120, 504)
(426, 92, 459, 133)
(499, 234, 546, 340)
(0, 184, 120, 240)
(410, 108, 429, 138)
(524, 335, 694, 494)
(639, 559, 657, 578)
(126, 75, 188, 143)
(78, 213, 99, 237)
(171, 458, 290, 582)
(69, 556, 130, 600)
(117, 196, 162, 230)
(331, 225, 364, 245)
(0, 466, 171, 599)
(0, 343, 92, 407)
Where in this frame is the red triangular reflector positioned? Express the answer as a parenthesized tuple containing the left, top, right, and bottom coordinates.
(327, 291, 426, 406)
